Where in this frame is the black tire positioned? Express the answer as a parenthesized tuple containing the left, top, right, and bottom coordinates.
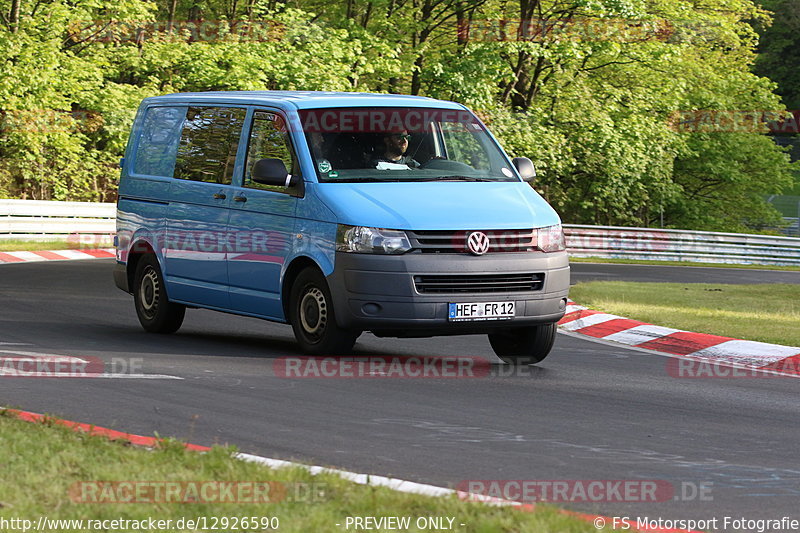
(133, 254, 185, 334)
(488, 322, 557, 365)
(289, 268, 359, 355)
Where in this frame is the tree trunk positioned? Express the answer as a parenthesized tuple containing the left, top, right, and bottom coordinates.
(188, 2, 202, 21)
(456, 2, 469, 48)
(501, 51, 528, 104)
(410, 0, 434, 96)
(9, 0, 21, 33)
(524, 56, 546, 108)
(411, 55, 424, 95)
(361, 2, 372, 28)
(167, 0, 178, 33)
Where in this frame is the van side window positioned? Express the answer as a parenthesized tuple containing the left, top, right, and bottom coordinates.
(174, 106, 246, 185)
(244, 111, 300, 191)
(133, 106, 186, 177)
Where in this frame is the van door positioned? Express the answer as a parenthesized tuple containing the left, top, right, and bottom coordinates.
(226, 109, 299, 319)
(164, 106, 246, 309)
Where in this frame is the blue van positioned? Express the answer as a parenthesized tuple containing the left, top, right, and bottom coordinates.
(114, 91, 570, 364)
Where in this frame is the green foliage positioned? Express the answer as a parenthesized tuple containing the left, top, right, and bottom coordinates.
(753, 0, 800, 110)
(671, 132, 794, 231)
(0, 0, 796, 231)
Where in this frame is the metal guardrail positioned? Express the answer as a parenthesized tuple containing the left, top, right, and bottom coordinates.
(782, 217, 799, 237)
(564, 224, 800, 266)
(1, 201, 799, 266)
(0, 199, 115, 241)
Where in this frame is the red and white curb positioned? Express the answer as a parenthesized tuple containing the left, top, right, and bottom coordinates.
(559, 300, 800, 374)
(2, 408, 698, 533)
(0, 248, 115, 263)
(4, 409, 209, 451)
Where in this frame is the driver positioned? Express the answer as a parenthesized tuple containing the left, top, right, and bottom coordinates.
(372, 130, 420, 168)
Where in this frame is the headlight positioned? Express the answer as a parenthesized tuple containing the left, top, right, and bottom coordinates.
(537, 224, 566, 252)
(336, 225, 412, 254)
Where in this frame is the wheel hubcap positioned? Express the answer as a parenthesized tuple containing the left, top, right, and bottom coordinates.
(139, 267, 160, 319)
(299, 287, 327, 340)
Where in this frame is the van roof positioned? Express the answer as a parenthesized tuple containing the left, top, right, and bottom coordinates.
(144, 91, 466, 110)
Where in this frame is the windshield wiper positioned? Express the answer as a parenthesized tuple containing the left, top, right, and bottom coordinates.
(413, 176, 495, 182)
(329, 176, 502, 183)
(329, 177, 406, 183)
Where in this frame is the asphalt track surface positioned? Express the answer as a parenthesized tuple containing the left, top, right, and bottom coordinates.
(571, 262, 800, 285)
(1, 260, 799, 527)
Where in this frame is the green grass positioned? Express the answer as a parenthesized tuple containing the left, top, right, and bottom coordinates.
(0, 239, 111, 252)
(0, 412, 603, 533)
(568, 257, 800, 271)
(569, 281, 800, 347)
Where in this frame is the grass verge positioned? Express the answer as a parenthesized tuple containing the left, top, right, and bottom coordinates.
(569, 281, 800, 347)
(568, 257, 800, 272)
(0, 239, 113, 252)
(0, 411, 602, 533)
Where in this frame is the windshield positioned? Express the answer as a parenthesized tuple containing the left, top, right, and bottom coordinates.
(298, 107, 518, 182)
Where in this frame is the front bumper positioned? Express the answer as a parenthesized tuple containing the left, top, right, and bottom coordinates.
(327, 251, 570, 336)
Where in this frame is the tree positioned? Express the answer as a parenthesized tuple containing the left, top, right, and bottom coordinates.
(0, 0, 795, 232)
(753, 0, 800, 110)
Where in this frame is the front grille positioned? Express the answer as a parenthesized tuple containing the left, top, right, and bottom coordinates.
(408, 229, 537, 254)
(414, 273, 545, 294)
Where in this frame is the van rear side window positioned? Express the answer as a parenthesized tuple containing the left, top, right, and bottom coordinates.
(133, 106, 186, 178)
(174, 106, 247, 185)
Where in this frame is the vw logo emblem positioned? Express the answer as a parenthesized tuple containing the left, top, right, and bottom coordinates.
(467, 231, 490, 255)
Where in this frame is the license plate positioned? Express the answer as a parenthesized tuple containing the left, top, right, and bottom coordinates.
(448, 301, 515, 321)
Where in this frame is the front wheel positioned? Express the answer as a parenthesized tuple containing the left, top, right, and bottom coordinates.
(488, 323, 557, 365)
(289, 268, 360, 355)
(133, 254, 186, 334)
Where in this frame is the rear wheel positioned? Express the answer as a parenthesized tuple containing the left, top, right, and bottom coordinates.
(133, 254, 185, 334)
(488, 323, 557, 365)
(289, 268, 359, 355)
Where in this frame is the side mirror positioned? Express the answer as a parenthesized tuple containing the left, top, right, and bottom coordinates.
(252, 158, 298, 187)
(512, 157, 536, 182)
